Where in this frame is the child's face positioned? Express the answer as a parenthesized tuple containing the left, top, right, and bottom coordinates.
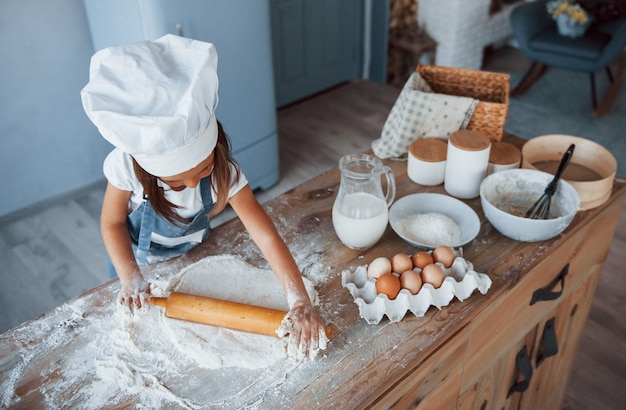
(158, 152, 215, 191)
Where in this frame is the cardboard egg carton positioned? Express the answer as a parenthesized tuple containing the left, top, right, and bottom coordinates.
(341, 251, 492, 324)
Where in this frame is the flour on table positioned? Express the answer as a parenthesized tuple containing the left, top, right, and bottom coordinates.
(0, 254, 321, 409)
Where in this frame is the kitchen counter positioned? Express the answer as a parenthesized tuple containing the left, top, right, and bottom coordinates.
(1, 134, 624, 409)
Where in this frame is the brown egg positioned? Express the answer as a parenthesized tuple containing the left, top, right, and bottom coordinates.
(421, 264, 445, 288)
(400, 270, 423, 295)
(412, 251, 434, 269)
(375, 273, 401, 299)
(391, 253, 413, 273)
(432, 246, 455, 268)
(367, 256, 392, 279)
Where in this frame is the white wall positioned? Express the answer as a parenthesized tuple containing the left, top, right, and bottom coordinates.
(417, 0, 516, 69)
(0, 0, 112, 218)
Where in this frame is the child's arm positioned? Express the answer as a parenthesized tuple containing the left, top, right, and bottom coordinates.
(229, 185, 327, 357)
(101, 183, 150, 310)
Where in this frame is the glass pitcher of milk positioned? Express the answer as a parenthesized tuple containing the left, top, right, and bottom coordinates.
(332, 153, 396, 249)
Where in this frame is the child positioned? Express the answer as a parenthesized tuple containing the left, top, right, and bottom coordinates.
(81, 34, 326, 358)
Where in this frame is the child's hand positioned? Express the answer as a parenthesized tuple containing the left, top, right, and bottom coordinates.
(118, 275, 151, 311)
(283, 303, 328, 360)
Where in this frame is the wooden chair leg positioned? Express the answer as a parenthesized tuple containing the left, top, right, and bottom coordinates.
(606, 66, 614, 83)
(593, 57, 626, 117)
(590, 73, 598, 110)
(511, 62, 547, 96)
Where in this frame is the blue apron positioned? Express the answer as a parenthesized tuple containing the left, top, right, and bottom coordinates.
(108, 177, 214, 278)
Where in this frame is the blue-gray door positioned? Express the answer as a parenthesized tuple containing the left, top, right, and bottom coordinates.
(271, 0, 363, 107)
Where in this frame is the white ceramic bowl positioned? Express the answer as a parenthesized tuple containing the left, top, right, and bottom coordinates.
(479, 169, 580, 242)
(389, 193, 480, 248)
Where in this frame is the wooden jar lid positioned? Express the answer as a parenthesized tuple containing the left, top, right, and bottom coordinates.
(449, 130, 490, 151)
(409, 138, 447, 162)
(489, 141, 521, 165)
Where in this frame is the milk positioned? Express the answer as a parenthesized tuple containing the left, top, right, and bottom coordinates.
(332, 192, 389, 249)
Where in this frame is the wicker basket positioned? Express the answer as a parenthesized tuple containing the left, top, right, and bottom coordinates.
(416, 65, 510, 141)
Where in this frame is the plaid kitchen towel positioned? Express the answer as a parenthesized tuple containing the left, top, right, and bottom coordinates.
(372, 72, 478, 159)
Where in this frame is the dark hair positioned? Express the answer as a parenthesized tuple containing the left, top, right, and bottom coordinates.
(132, 120, 240, 224)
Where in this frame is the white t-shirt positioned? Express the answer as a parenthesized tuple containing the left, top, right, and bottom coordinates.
(103, 148, 248, 218)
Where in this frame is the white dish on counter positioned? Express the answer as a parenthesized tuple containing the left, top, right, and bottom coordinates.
(479, 168, 580, 242)
(389, 193, 481, 249)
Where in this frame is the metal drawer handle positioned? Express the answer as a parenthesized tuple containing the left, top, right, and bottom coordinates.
(536, 317, 558, 367)
(507, 345, 533, 397)
(530, 264, 569, 305)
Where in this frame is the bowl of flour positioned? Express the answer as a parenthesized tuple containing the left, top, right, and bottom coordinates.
(389, 193, 480, 248)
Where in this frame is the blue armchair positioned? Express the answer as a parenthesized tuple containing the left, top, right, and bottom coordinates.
(510, 0, 626, 116)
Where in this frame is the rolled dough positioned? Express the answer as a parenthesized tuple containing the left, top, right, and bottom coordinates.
(149, 254, 318, 369)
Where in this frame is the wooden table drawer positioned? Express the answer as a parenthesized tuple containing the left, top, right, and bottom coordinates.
(461, 200, 619, 391)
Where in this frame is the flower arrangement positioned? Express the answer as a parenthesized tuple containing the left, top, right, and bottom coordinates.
(546, 0, 589, 25)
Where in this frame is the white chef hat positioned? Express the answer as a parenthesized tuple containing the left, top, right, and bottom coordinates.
(81, 34, 219, 177)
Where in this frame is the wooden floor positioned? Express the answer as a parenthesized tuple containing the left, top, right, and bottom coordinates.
(1, 48, 624, 409)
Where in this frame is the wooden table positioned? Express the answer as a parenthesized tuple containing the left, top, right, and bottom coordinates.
(1, 135, 624, 409)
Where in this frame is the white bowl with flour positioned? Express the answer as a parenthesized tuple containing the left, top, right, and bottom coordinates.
(389, 193, 480, 249)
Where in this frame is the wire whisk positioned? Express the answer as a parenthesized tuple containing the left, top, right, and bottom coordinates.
(524, 144, 575, 219)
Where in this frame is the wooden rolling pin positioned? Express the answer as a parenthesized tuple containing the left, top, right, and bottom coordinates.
(151, 292, 335, 338)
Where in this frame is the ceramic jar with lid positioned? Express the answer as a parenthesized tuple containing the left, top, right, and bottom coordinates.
(444, 130, 491, 199)
(408, 138, 448, 186)
(487, 141, 521, 175)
